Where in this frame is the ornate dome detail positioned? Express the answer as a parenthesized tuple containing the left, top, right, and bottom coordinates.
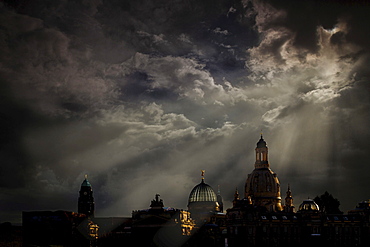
(188, 179, 217, 203)
(298, 199, 320, 212)
(187, 171, 221, 224)
(246, 169, 281, 196)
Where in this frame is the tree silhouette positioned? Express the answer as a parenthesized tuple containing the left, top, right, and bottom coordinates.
(314, 191, 343, 214)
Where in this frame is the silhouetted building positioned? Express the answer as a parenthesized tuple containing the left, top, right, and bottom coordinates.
(131, 194, 195, 246)
(78, 175, 95, 217)
(22, 210, 96, 247)
(21, 137, 370, 247)
(0, 222, 22, 247)
(226, 136, 369, 247)
(94, 217, 132, 247)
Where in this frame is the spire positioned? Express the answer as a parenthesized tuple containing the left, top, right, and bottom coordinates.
(81, 174, 92, 187)
(285, 184, 294, 212)
(217, 185, 224, 212)
(256, 134, 267, 148)
(233, 187, 240, 207)
(201, 170, 205, 183)
(287, 184, 291, 196)
(234, 187, 239, 200)
(255, 134, 269, 168)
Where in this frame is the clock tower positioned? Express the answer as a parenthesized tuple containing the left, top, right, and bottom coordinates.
(78, 175, 95, 217)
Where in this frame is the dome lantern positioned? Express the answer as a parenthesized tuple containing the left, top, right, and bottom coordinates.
(245, 135, 282, 212)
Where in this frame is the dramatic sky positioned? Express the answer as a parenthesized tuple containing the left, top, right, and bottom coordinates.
(1, 0, 369, 223)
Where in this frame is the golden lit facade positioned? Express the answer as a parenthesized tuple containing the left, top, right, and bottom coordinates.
(245, 135, 282, 211)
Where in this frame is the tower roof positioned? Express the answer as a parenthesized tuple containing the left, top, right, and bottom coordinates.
(256, 135, 267, 148)
(81, 175, 92, 187)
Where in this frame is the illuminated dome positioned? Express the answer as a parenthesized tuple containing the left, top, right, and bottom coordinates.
(245, 168, 281, 198)
(298, 199, 320, 212)
(245, 135, 283, 211)
(187, 173, 220, 224)
(188, 179, 217, 203)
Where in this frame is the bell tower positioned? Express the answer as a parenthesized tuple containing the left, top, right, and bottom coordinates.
(255, 134, 269, 169)
(78, 175, 95, 217)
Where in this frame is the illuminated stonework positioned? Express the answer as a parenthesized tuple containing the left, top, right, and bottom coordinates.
(245, 135, 282, 211)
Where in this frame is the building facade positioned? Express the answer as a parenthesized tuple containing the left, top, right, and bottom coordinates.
(131, 194, 195, 246)
(21, 136, 370, 247)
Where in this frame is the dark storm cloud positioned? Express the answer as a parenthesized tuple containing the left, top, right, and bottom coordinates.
(255, 0, 370, 52)
(245, 0, 370, 211)
(0, 0, 370, 223)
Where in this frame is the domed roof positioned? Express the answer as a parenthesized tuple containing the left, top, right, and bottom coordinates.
(256, 135, 267, 148)
(246, 168, 281, 198)
(188, 180, 217, 203)
(298, 199, 320, 212)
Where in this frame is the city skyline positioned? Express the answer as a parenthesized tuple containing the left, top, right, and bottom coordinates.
(1, 0, 370, 224)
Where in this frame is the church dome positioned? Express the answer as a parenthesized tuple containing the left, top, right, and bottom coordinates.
(298, 199, 320, 212)
(187, 174, 220, 223)
(188, 180, 217, 203)
(245, 168, 281, 198)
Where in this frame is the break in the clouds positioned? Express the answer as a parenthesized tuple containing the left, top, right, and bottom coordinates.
(0, 0, 369, 223)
